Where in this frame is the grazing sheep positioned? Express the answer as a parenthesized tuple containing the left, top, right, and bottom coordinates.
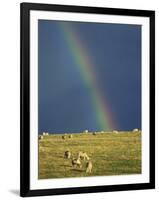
(78, 151, 90, 161)
(113, 130, 118, 134)
(69, 134, 73, 138)
(42, 132, 46, 136)
(45, 132, 49, 135)
(38, 135, 43, 140)
(92, 132, 96, 135)
(72, 158, 82, 168)
(84, 130, 88, 133)
(133, 128, 138, 132)
(64, 151, 71, 159)
(62, 135, 66, 140)
(86, 161, 93, 173)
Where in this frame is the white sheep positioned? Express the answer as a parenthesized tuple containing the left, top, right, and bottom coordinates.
(72, 158, 82, 168)
(38, 135, 43, 140)
(62, 135, 66, 140)
(64, 151, 71, 159)
(113, 130, 118, 134)
(78, 151, 90, 161)
(86, 161, 93, 173)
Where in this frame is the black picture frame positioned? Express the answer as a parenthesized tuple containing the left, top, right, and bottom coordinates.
(20, 2, 155, 197)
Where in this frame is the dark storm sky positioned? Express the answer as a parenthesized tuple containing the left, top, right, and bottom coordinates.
(38, 20, 141, 133)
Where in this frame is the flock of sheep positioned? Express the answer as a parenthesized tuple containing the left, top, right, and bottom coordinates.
(62, 134, 73, 140)
(39, 129, 140, 174)
(39, 131, 93, 174)
(64, 150, 93, 173)
(61, 133, 92, 174)
(38, 132, 49, 140)
(39, 128, 140, 141)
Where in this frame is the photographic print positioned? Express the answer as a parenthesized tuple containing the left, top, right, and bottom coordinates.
(20, 3, 155, 197)
(38, 20, 141, 179)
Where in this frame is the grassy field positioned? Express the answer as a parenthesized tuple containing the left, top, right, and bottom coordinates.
(38, 131, 141, 179)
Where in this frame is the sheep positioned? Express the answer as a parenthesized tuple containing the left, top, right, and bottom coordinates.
(113, 130, 118, 134)
(72, 158, 82, 168)
(38, 135, 43, 140)
(84, 130, 88, 133)
(69, 134, 73, 138)
(45, 132, 49, 135)
(64, 151, 71, 159)
(62, 135, 67, 140)
(78, 151, 90, 161)
(86, 161, 93, 173)
(42, 132, 46, 136)
(133, 128, 138, 132)
(92, 132, 96, 136)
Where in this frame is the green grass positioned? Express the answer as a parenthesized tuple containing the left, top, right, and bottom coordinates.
(38, 131, 141, 179)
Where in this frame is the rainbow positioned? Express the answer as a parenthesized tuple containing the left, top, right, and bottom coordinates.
(59, 22, 117, 131)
